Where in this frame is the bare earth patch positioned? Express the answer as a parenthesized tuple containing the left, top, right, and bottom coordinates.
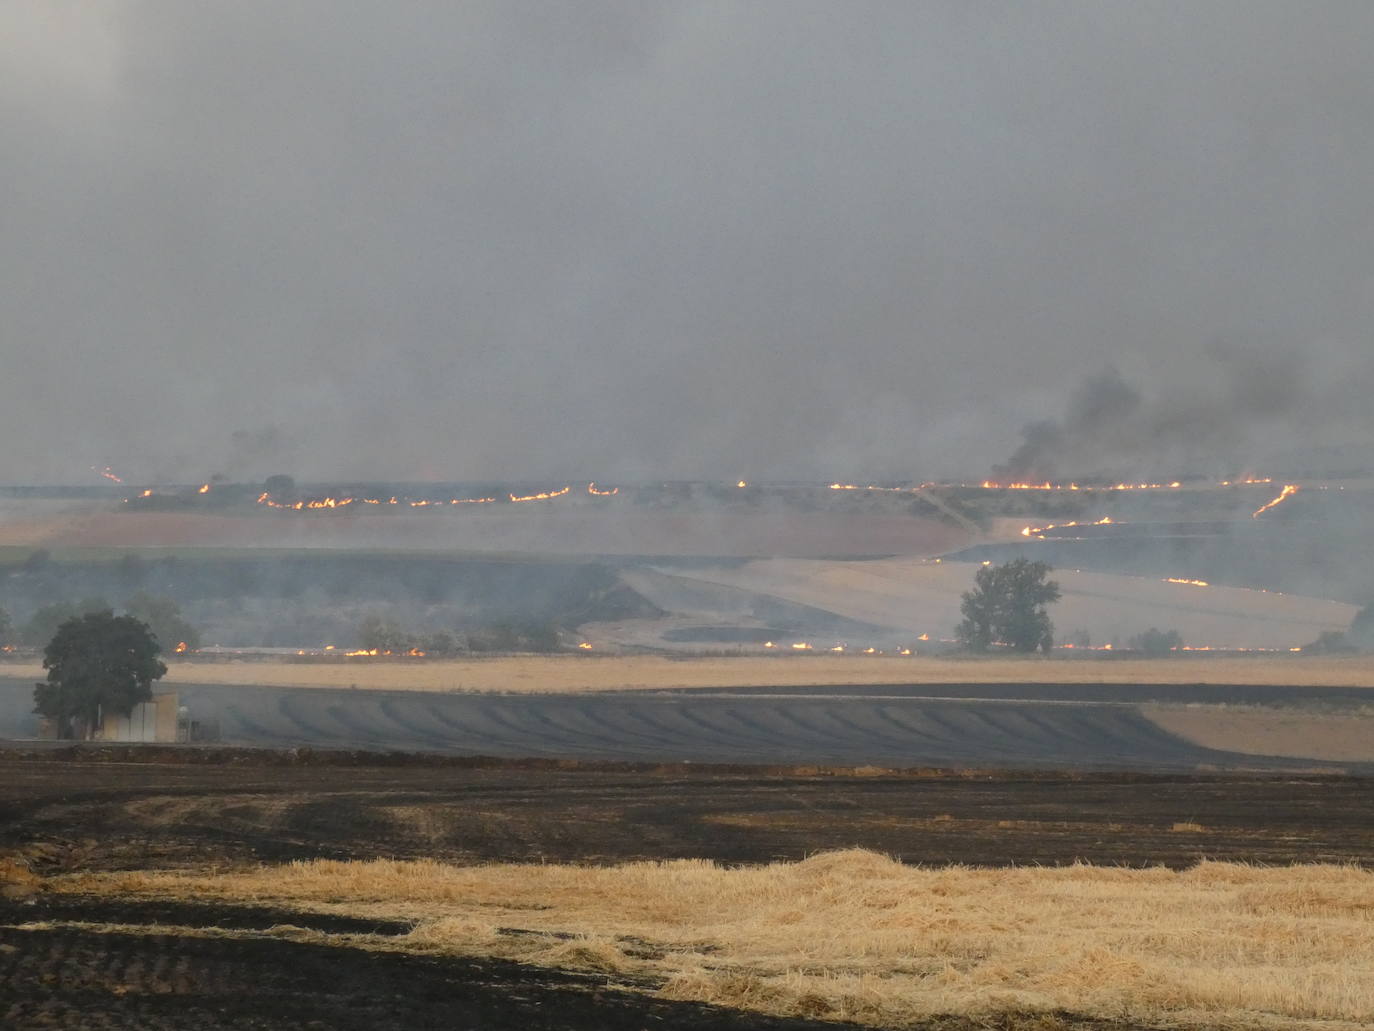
(56, 850, 1374, 1029)
(1144, 705, 1374, 762)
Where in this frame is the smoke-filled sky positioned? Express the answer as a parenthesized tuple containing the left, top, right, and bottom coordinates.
(4, 2, 1374, 484)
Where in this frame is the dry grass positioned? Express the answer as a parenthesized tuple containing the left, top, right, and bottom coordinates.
(3, 652, 1358, 694)
(1144, 704, 1374, 762)
(60, 850, 1374, 1028)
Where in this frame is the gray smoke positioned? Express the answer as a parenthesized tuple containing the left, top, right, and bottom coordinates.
(3, 3, 1374, 484)
(994, 350, 1330, 482)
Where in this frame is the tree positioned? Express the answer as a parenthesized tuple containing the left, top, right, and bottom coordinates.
(264, 474, 296, 498)
(466, 619, 562, 653)
(957, 559, 1061, 653)
(1127, 627, 1183, 656)
(419, 630, 459, 656)
(33, 612, 167, 739)
(125, 592, 201, 652)
(356, 614, 415, 652)
(23, 598, 113, 647)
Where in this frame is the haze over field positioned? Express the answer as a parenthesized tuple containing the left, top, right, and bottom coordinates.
(4, 2, 1374, 485)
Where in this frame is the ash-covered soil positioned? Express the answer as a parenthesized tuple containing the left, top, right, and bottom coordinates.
(0, 921, 865, 1031)
(3, 753, 1371, 872)
(0, 919, 1168, 1031)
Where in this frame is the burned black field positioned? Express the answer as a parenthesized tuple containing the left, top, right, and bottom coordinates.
(4, 753, 1373, 871)
(0, 736, 1368, 1028)
(2, 751, 1372, 1030)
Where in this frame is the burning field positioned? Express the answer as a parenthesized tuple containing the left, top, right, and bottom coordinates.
(3, 475, 1374, 1029)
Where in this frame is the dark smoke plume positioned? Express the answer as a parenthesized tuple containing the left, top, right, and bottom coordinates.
(992, 354, 1311, 482)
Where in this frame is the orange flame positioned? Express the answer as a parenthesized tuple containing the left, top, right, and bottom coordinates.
(174, 641, 188, 653)
(1021, 515, 1114, 539)
(1252, 484, 1298, 518)
(94, 466, 124, 484)
(197, 484, 210, 494)
(258, 491, 496, 510)
(510, 486, 571, 503)
(588, 482, 618, 496)
(977, 480, 1184, 491)
(1165, 577, 1210, 587)
(578, 641, 593, 650)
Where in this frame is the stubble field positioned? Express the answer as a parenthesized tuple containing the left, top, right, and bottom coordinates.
(30, 651, 1374, 693)
(4, 753, 1374, 1029)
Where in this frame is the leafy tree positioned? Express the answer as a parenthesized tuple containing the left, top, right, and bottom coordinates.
(264, 474, 296, 498)
(23, 598, 113, 647)
(125, 592, 201, 652)
(466, 620, 561, 653)
(419, 630, 459, 656)
(519, 619, 561, 654)
(466, 621, 520, 653)
(33, 612, 167, 739)
(1127, 627, 1184, 656)
(957, 559, 1061, 653)
(356, 614, 415, 652)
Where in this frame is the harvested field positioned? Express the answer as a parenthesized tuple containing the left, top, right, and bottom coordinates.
(0, 504, 973, 557)
(1144, 704, 1374, 762)
(5, 754, 1373, 1030)
(7, 652, 1371, 693)
(626, 558, 1356, 651)
(48, 850, 1374, 1029)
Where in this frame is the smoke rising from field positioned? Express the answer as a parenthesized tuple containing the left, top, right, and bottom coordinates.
(2, 2, 1374, 484)
(994, 353, 1321, 482)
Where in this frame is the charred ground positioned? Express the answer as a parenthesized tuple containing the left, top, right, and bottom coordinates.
(4, 751, 1372, 1030)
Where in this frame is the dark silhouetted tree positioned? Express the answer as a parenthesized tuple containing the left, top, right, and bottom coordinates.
(957, 559, 1061, 653)
(264, 474, 296, 498)
(23, 598, 113, 647)
(1127, 627, 1184, 656)
(33, 612, 166, 739)
(356, 614, 415, 652)
(125, 592, 201, 653)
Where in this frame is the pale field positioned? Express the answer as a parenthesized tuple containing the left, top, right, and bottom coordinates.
(58, 850, 1374, 1029)
(1144, 705, 1374, 762)
(638, 557, 1358, 651)
(125, 652, 1374, 692)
